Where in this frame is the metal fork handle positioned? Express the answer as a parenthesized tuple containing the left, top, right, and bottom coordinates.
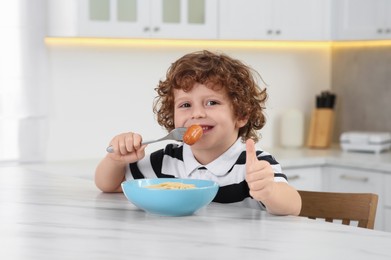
(105, 128, 186, 153)
(141, 139, 159, 145)
(106, 138, 165, 153)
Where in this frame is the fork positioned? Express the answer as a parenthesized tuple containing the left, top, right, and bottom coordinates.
(106, 127, 187, 153)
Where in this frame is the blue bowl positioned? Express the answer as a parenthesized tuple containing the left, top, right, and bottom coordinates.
(121, 178, 219, 216)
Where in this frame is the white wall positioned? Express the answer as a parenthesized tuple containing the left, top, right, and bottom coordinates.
(45, 43, 331, 161)
(0, 0, 48, 162)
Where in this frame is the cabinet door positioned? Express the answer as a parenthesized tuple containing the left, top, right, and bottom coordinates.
(272, 0, 328, 40)
(219, 0, 272, 40)
(219, 0, 328, 41)
(382, 0, 391, 37)
(324, 166, 383, 193)
(386, 209, 391, 232)
(150, 0, 218, 39)
(78, 0, 150, 38)
(384, 175, 391, 232)
(323, 166, 384, 230)
(59, 0, 217, 39)
(283, 167, 323, 191)
(332, 0, 384, 40)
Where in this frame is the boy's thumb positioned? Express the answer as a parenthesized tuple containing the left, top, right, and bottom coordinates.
(246, 139, 258, 166)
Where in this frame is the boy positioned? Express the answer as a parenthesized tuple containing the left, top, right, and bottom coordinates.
(95, 50, 301, 216)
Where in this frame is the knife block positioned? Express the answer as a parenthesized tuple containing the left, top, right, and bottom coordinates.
(307, 108, 334, 148)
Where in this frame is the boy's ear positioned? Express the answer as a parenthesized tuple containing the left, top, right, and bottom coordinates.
(236, 117, 248, 128)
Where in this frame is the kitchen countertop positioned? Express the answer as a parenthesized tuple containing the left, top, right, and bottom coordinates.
(268, 145, 391, 173)
(1, 146, 386, 197)
(19, 146, 391, 181)
(1, 164, 391, 259)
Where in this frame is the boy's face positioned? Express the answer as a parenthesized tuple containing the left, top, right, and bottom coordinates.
(173, 83, 247, 154)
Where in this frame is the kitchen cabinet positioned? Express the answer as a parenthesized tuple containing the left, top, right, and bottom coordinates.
(219, 0, 329, 40)
(47, 0, 391, 41)
(284, 162, 387, 231)
(322, 166, 384, 231)
(332, 0, 391, 40)
(283, 166, 323, 191)
(47, 0, 218, 39)
(385, 209, 391, 232)
(385, 175, 391, 232)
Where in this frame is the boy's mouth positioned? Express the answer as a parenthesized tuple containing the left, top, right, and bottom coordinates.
(200, 125, 213, 133)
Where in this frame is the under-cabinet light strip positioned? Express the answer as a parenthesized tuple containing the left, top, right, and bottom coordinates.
(331, 40, 391, 48)
(44, 37, 330, 48)
(44, 37, 391, 49)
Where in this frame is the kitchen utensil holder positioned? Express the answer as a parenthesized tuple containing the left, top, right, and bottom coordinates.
(307, 108, 334, 148)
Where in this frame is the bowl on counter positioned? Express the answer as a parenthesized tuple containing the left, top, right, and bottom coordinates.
(121, 178, 219, 216)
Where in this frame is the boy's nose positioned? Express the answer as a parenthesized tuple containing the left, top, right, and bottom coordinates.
(191, 106, 206, 119)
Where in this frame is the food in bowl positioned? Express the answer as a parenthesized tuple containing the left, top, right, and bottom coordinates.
(145, 181, 196, 189)
(121, 178, 218, 216)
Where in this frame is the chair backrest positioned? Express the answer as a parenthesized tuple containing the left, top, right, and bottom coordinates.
(298, 190, 378, 229)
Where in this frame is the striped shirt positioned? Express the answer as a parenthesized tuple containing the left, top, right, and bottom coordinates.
(125, 138, 288, 209)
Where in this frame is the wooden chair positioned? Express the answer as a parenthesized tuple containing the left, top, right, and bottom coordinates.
(298, 190, 379, 229)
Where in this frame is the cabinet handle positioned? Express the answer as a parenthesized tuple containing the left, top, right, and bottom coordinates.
(386, 28, 391, 33)
(377, 28, 383, 34)
(287, 175, 300, 181)
(143, 27, 150, 32)
(275, 30, 281, 35)
(267, 30, 273, 35)
(153, 27, 160, 32)
(340, 174, 369, 182)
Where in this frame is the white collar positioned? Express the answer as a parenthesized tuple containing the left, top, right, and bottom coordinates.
(183, 138, 245, 177)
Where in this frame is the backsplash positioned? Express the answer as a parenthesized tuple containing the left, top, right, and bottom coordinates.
(331, 46, 391, 142)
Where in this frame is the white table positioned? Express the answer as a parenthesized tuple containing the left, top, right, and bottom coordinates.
(1, 164, 391, 260)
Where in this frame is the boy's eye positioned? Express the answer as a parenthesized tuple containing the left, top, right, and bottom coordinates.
(179, 102, 191, 108)
(206, 100, 219, 106)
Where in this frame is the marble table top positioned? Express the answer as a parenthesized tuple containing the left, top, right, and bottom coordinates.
(1, 164, 391, 260)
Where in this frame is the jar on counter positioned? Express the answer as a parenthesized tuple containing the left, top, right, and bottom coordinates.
(280, 108, 304, 148)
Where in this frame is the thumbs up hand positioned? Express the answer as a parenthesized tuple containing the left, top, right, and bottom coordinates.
(245, 139, 276, 203)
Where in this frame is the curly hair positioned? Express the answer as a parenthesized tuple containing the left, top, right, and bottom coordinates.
(153, 50, 268, 143)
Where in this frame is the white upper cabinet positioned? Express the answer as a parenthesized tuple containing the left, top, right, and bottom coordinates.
(332, 0, 391, 40)
(47, 0, 218, 39)
(78, 0, 148, 38)
(219, 0, 272, 40)
(385, 0, 391, 36)
(47, 0, 391, 41)
(219, 0, 330, 40)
